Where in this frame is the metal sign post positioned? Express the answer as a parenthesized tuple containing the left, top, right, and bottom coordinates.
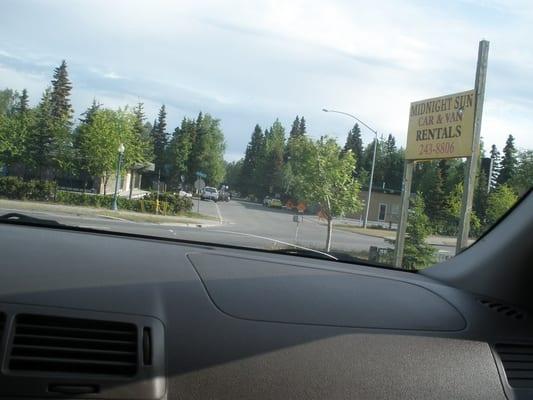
(456, 40, 489, 253)
(194, 174, 206, 214)
(394, 160, 414, 268)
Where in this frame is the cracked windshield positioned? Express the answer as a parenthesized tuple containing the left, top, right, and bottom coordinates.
(1, 1, 532, 269)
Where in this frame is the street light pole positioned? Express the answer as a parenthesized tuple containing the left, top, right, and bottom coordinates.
(112, 143, 125, 211)
(322, 108, 378, 228)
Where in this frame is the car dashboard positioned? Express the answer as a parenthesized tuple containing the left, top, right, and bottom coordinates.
(0, 223, 532, 399)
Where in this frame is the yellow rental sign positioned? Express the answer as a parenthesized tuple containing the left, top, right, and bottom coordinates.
(405, 90, 475, 160)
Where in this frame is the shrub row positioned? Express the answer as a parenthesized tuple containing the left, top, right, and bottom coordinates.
(0, 176, 57, 201)
(0, 176, 193, 215)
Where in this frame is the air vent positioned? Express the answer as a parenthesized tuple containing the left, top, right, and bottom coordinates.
(496, 343, 533, 388)
(9, 314, 138, 376)
(479, 299, 525, 320)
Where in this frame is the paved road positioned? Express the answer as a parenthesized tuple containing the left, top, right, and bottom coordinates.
(0, 199, 456, 260)
(199, 200, 390, 253)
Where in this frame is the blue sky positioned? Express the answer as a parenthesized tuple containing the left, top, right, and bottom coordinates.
(1, 0, 532, 160)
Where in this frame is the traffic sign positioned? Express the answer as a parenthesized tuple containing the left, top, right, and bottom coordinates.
(195, 171, 207, 178)
(194, 178, 206, 191)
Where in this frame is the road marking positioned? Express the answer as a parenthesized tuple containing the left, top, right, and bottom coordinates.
(214, 202, 223, 223)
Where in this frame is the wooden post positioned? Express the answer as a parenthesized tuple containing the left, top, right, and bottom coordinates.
(394, 160, 414, 268)
(456, 40, 489, 253)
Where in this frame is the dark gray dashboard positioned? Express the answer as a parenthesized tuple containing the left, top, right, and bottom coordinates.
(1, 223, 531, 399)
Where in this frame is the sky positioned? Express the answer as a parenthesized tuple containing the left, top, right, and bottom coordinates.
(1, 0, 532, 161)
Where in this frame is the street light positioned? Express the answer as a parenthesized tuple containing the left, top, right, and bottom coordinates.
(322, 108, 378, 229)
(111, 143, 125, 211)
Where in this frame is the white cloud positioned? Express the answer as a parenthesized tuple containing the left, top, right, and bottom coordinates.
(1, 0, 532, 158)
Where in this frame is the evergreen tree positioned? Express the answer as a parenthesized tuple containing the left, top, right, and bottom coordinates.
(289, 116, 300, 138)
(26, 88, 54, 178)
(152, 104, 167, 177)
(132, 102, 153, 161)
(240, 124, 265, 196)
(17, 89, 29, 114)
(402, 194, 436, 269)
(343, 123, 363, 176)
(498, 135, 517, 185)
(473, 169, 489, 227)
(489, 144, 501, 190)
(437, 160, 449, 187)
(50, 60, 73, 122)
(382, 134, 403, 190)
(79, 99, 101, 125)
(424, 165, 446, 225)
(298, 116, 306, 136)
(167, 118, 194, 188)
(263, 119, 285, 195)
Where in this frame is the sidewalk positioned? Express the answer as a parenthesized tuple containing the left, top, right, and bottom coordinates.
(329, 221, 476, 246)
(0, 199, 219, 227)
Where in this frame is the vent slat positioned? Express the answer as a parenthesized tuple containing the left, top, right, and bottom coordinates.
(496, 343, 533, 388)
(10, 355, 136, 367)
(9, 314, 138, 377)
(9, 359, 136, 376)
(14, 333, 135, 345)
(12, 344, 136, 356)
(505, 370, 533, 379)
(14, 335, 136, 351)
(16, 324, 136, 340)
(508, 379, 533, 388)
(16, 322, 134, 334)
(480, 300, 526, 320)
(497, 345, 533, 355)
(12, 346, 137, 362)
(499, 354, 533, 362)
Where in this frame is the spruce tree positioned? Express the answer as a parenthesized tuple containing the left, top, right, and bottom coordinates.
(26, 88, 54, 178)
(489, 144, 501, 189)
(17, 88, 29, 114)
(50, 60, 73, 122)
(240, 125, 265, 196)
(152, 104, 168, 176)
(289, 116, 300, 138)
(79, 99, 101, 125)
(343, 123, 363, 176)
(498, 136, 517, 186)
(298, 116, 306, 136)
(402, 194, 436, 269)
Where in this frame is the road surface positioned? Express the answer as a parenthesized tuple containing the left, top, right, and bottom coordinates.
(0, 199, 456, 261)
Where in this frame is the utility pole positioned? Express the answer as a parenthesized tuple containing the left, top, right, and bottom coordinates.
(456, 40, 489, 253)
(393, 160, 414, 268)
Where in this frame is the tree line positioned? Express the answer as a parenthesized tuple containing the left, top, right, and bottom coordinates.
(228, 116, 531, 243)
(1, 60, 531, 254)
(0, 61, 226, 192)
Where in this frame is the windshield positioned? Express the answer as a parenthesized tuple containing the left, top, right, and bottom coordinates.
(0, 1, 531, 270)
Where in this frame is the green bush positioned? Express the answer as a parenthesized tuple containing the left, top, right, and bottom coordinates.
(144, 192, 193, 214)
(0, 176, 57, 201)
(0, 177, 193, 214)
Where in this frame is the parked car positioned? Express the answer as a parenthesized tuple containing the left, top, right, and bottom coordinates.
(263, 196, 282, 208)
(269, 198, 282, 208)
(176, 190, 192, 198)
(201, 187, 219, 201)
